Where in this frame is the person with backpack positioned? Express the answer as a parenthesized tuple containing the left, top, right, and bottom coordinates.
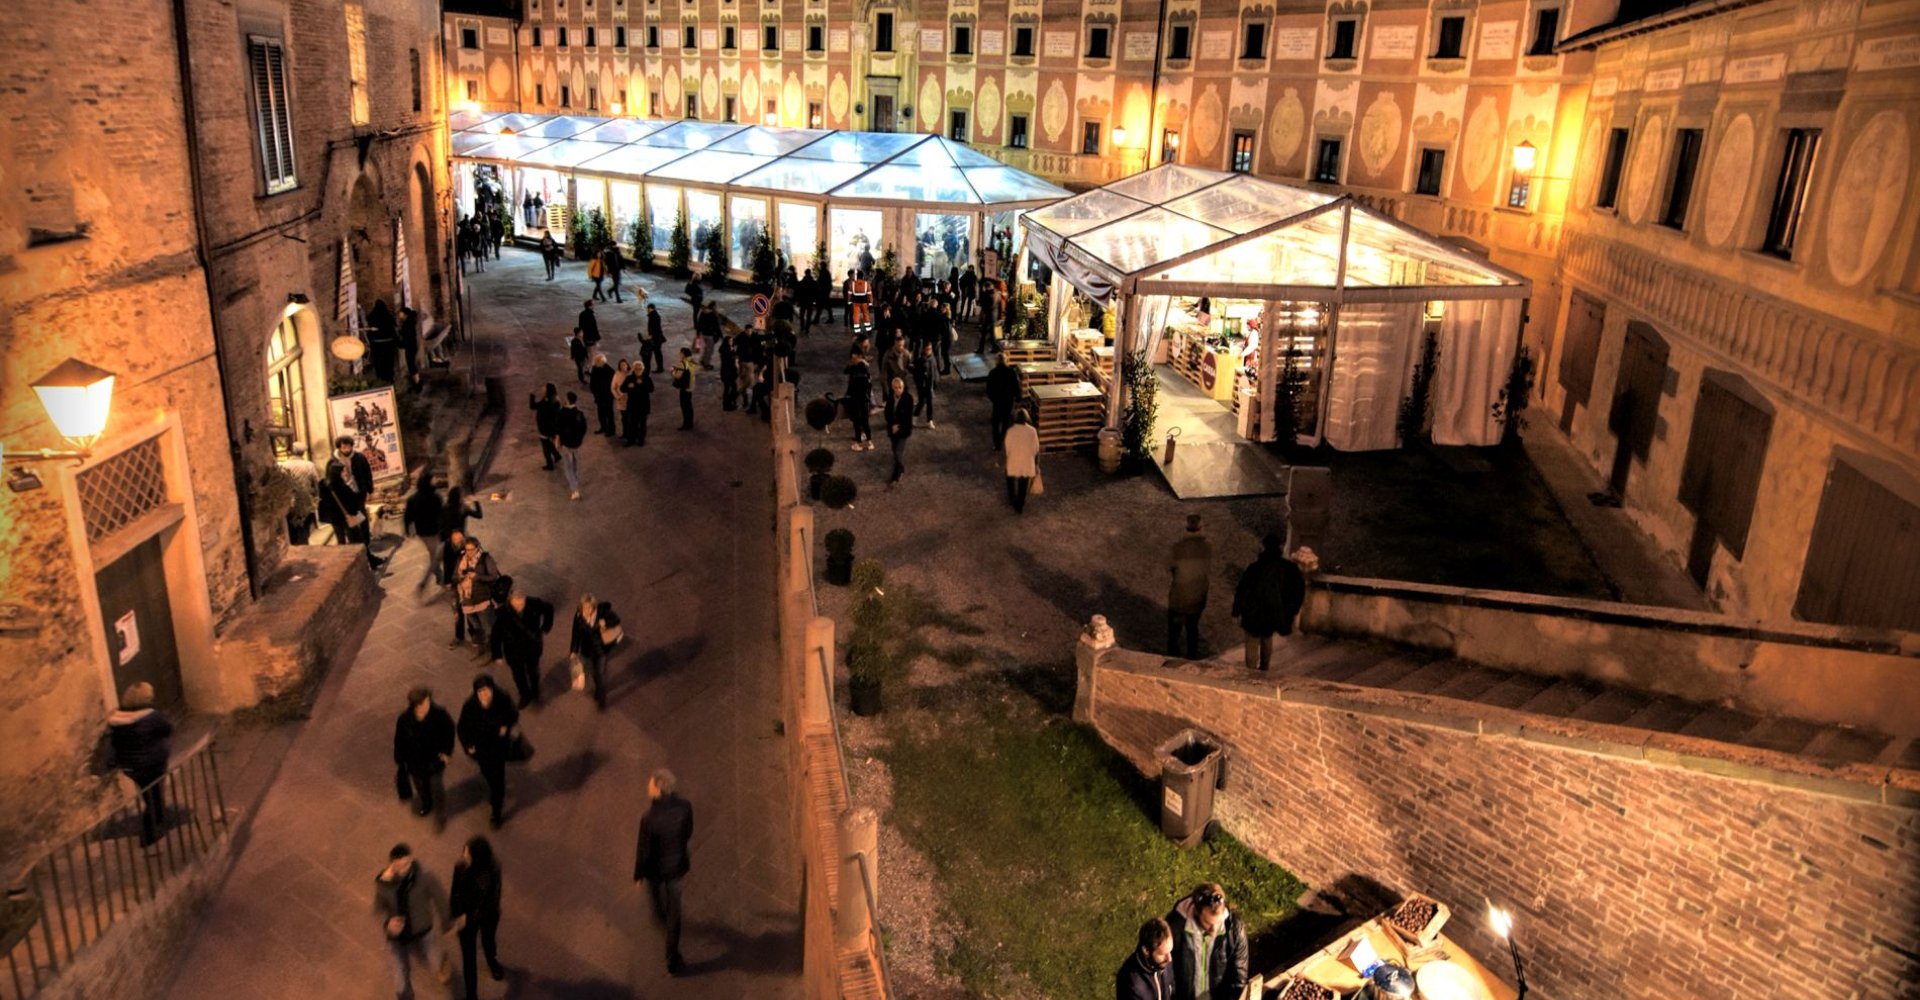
(540, 232, 560, 280)
(557, 391, 590, 500)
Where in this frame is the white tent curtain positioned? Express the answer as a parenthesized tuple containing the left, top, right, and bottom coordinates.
(1430, 297, 1524, 446)
(1323, 301, 1423, 451)
(393, 218, 413, 310)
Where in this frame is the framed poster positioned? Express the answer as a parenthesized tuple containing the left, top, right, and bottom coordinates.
(328, 387, 408, 483)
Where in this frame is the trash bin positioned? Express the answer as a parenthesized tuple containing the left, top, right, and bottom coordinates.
(1156, 729, 1227, 846)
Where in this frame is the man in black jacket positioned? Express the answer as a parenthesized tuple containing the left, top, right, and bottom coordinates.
(108, 681, 173, 846)
(491, 590, 555, 707)
(642, 304, 666, 372)
(577, 300, 600, 349)
(1231, 534, 1308, 672)
(634, 768, 694, 975)
(985, 355, 1021, 450)
(321, 435, 384, 569)
(886, 378, 914, 486)
(529, 383, 562, 470)
(1116, 917, 1176, 1000)
(457, 675, 520, 828)
(589, 355, 617, 436)
(557, 392, 589, 500)
(1165, 884, 1249, 1000)
(394, 688, 456, 831)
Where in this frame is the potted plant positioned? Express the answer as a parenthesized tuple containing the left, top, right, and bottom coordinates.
(824, 528, 855, 585)
(819, 474, 858, 510)
(750, 222, 779, 289)
(805, 448, 836, 499)
(846, 559, 887, 715)
(1120, 349, 1159, 473)
(630, 214, 654, 271)
(667, 207, 693, 277)
(1492, 345, 1537, 448)
(703, 224, 731, 286)
(805, 396, 840, 435)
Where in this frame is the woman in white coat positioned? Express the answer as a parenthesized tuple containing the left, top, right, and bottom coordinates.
(1003, 409, 1041, 514)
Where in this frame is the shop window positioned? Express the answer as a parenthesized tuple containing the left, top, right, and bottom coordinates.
(646, 25, 658, 48)
(683, 25, 695, 49)
(1087, 25, 1111, 59)
(949, 109, 969, 142)
(536, 83, 544, 105)
(266, 315, 309, 458)
(1795, 457, 1920, 631)
(1231, 131, 1255, 173)
(1161, 129, 1179, 163)
(616, 25, 627, 48)
(1008, 114, 1029, 149)
(1168, 24, 1191, 60)
(807, 24, 823, 51)
(460, 27, 479, 49)
(764, 23, 777, 50)
(765, 98, 776, 123)
(1328, 18, 1358, 59)
(1762, 128, 1820, 258)
(875, 11, 893, 52)
(1242, 22, 1266, 60)
(808, 101, 822, 127)
(1659, 128, 1703, 229)
(1414, 148, 1446, 195)
(248, 37, 298, 194)
(1528, 6, 1560, 55)
(1013, 25, 1034, 57)
(1314, 138, 1342, 182)
(1082, 121, 1102, 155)
(1594, 127, 1629, 209)
(1432, 16, 1464, 58)
(589, 86, 599, 110)
(952, 24, 972, 55)
(723, 25, 735, 49)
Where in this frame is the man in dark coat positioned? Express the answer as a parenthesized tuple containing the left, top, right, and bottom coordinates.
(394, 687, 456, 830)
(398, 306, 421, 386)
(642, 303, 666, 372)
(1167, 514, 1212, 659)
(1116, 917, 1176, 1000)
(718, 333, 740, 411)
(695, 303, 722, 369)
(1231, 533, 1307, 672)
(457, 675, 520, 828)
(366, 299, 399, 383)
(403, 467, 446, 591)
(374, 843, 452, 997)
(558, 392, 589, 500)
(886, 377, 914, 486)
(588, 354, 617, 436)
(530, 383, 562, 470)
(633, 768, 694, 976)
(569, 329, 590, 383)
(491, 590, 555, 707)
(985, 355, 1021, 450)
(1164, 884, 1249, 1000)
(577, 300, 600, 349)
(620, 364, 653, 446)
(321, 435, 383, 569)
(108, 681, 173, 846)
(602, 243, 625, 303)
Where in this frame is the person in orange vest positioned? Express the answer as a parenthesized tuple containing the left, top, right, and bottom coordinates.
(849, 270, 873, 331)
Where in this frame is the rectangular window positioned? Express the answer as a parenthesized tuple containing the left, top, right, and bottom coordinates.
(1528, 7, 1560, 56)
(646, 25, 658, 48)
(410, 49, 422, 112)
(616, 25, 627, 47)
(1161, 129, 1179, 163)
(1763, 128, 1820, 258)
(1660, 128, 1704, 229)
(1231, 131, 1255, 172)
(946, 110, 967, 142)
(766, 98, 776, 123)
(1009, 114, 1029, 149)
(1087, 25, 1110, 59)
(536, 82, 545, 105)
(1415, 148, 1446, 195)
(764, 24, 778, 50)
(559, 25, 569, 47)
(466, 79, 478, 100)
(724, 96, 736, 121)
(723, 25, 735, 50)
(1329, 19, 1357, 59)
(1241, 22, 1266, 60)
(1433, 16, 1464, 58)
(952, 24, 972, 55)
(808, 101, 823, 128)
(1314, 138, 1342, 182)
(345, 3, 369, 125)
(875, 12, 893, 52)
(1082, 121, 1102, 154)
(460, 27, 479, 49)
(561, 84, 571, 107)
(248, 37, 297, 193)
(683, 25, 695, 48)
(586, 25, 596, 47)
(1595, 128, 1630, 209)
(808, 25, 824, 52)
(589, 86, 599, 110)
(1168, 24, 1191, 60)
(649, 91, 661, 116)
(1013, 25, 1034, 56)
(533, 26, 542, 46)
(686, 94, 698, 118)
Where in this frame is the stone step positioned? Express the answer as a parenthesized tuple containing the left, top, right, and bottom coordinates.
(1342, 654, 1432, 689)
(1677, 706, 1767, 745)
(1568, 687, 1655, 726)
(1306, 649, 1400, 684)
(1517, 678, 1609, 719)
(1429, 667, 1509, 702)
(1386, 657, 1480, 696)
(1737, 716, 1829, 757)
(1799, 727, 1896, 767)
(1619, 696, 1702, 734)
(1478, 673, 1556, 711)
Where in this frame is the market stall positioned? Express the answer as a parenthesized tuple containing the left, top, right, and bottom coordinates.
(449, 109, 1068, 284)
(1260, 894, 1518, 1000)
(1019, 165, 1531, 456)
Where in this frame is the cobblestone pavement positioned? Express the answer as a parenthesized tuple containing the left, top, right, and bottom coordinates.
(163, 252, 800, 1000)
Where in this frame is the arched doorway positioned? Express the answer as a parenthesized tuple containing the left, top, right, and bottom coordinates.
(348, 170, 395, 311)
(408, 160, 441, 316)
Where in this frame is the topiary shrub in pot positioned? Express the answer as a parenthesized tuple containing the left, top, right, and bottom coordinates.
(846, 559, 887, 715)
(805, 396, 839, 434)
(819, 474, 858, 510)
(823, 528, 855, 585)
(804, 448, 836, 499)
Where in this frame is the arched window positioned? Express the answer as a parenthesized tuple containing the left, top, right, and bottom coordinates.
(266, 314, 308, 457)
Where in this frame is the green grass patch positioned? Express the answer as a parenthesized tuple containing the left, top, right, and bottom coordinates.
(881, 712, 1306, 998)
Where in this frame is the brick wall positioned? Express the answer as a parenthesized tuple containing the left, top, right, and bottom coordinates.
(1084, 649, 1920, 999)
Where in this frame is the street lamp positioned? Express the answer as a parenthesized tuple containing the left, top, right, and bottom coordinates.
(1507, 141, 1537, 208)
(1487, 902, 1528, 999)
(4, 358, 117, 491)
(1111, 125, 1128, 147)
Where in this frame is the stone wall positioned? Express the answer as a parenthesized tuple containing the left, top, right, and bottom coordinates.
(1079, 643, 1920, 999)
(1302, 574, 1920, 737)
(210, 547, 382, 711)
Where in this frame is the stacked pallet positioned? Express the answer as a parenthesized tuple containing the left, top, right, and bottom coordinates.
(1015, 361, 1084, 386)
(1029, 381, 1106, 451)
(999, 339, 1054, 364)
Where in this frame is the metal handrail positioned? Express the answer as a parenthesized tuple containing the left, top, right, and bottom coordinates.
(2, 736, 231, 1000)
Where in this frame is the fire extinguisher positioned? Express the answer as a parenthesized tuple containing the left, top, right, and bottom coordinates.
(1163, 426, 1182, 466)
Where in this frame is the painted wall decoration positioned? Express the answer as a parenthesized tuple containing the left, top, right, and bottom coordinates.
(829, 72, 849, 119)
(920, 73, 944, 130)
(1042, 79, 1069, 142)
(1462, 96, 1501, 191)
(978, 76, 1002, 139)
(743, 74, 761, 116)
(1575, 117, 1605, 208)
(1359, 91, 1404, 177)
(701, 69, 720, 113)
(1193, 85, 1224, 157)
(1267, 87, 1307, 165)
(785, 73, 804, 120)
(1625, 113, 1667, 224)
(1825, 109, 1911, 286)
(1702, 113, 1754, 247)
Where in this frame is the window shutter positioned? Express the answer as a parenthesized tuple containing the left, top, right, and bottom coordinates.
(251, 39, 297, 192)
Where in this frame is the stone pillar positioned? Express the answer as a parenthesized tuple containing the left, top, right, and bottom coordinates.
(803, 616, 835, 732)
(1073, 614, 1116, 723)
(835, 805, 879, 951)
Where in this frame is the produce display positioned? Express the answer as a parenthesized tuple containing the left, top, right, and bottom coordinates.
(1276, 977, 1338, 1000)
(1387, 896, 1440, 937)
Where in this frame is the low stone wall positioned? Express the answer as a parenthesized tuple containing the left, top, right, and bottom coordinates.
(34, 839, 231, 1000)
(1302, 574, 1920, 736)
(208, 546, 380, 711)
(1076, 640, 1920, 999)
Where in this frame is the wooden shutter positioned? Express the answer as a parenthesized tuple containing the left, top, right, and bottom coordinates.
(250, 38, 296, 192)
(1557, 289, 1604, 407)
(1795, 458, 1920, 631)
(1677, 370, 1772, 559)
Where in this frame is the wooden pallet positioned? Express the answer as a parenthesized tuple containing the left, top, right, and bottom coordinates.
(1016, 361, 1084, 386)
(1030, 382, 1106, 451)
(999, 339, 1054, 365)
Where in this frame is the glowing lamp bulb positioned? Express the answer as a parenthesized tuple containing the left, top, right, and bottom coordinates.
(1510, 141, 1537, 174)
(1488, 904, 1514, 939)
(32, 358, 116, 446)
(1111, 126, 1128, 147)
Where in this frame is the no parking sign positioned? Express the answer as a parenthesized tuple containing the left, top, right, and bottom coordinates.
(750, 293, 771, 317)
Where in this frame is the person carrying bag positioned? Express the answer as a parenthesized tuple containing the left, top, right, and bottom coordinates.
(569, 594, 623, 711)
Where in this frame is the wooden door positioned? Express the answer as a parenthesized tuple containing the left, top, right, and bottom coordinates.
(1606, 321, 1668, 496)
(1557, 290, 1605, 432)
(1795, 458, 1920, 631)
(94, 537, 183, 711)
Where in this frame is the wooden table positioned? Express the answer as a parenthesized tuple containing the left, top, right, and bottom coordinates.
(1015, 361, 1084, 386)
(1256, 915, 1517, 1000)
(999, 339, 1054, 365)
(1027, 381, 1105, 452)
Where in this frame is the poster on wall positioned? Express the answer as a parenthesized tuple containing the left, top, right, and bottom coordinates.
(328, 388, 408, 483)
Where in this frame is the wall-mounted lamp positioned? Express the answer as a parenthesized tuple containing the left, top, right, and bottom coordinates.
(853, 101, 864, 115)
(1, 358, 119, 488)
(1510, 140, 1537, 174)
(609, 100, 624, 115)
(764, 110, 778, 125)
(1507, 141, 1536, 209)
(1111, 125, 1128, 147)
(1161, 129, 1180, 164)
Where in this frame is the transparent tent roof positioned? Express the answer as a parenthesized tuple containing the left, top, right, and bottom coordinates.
(1025, 164, 1529, 299)
(450, 112, 1068, 208)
